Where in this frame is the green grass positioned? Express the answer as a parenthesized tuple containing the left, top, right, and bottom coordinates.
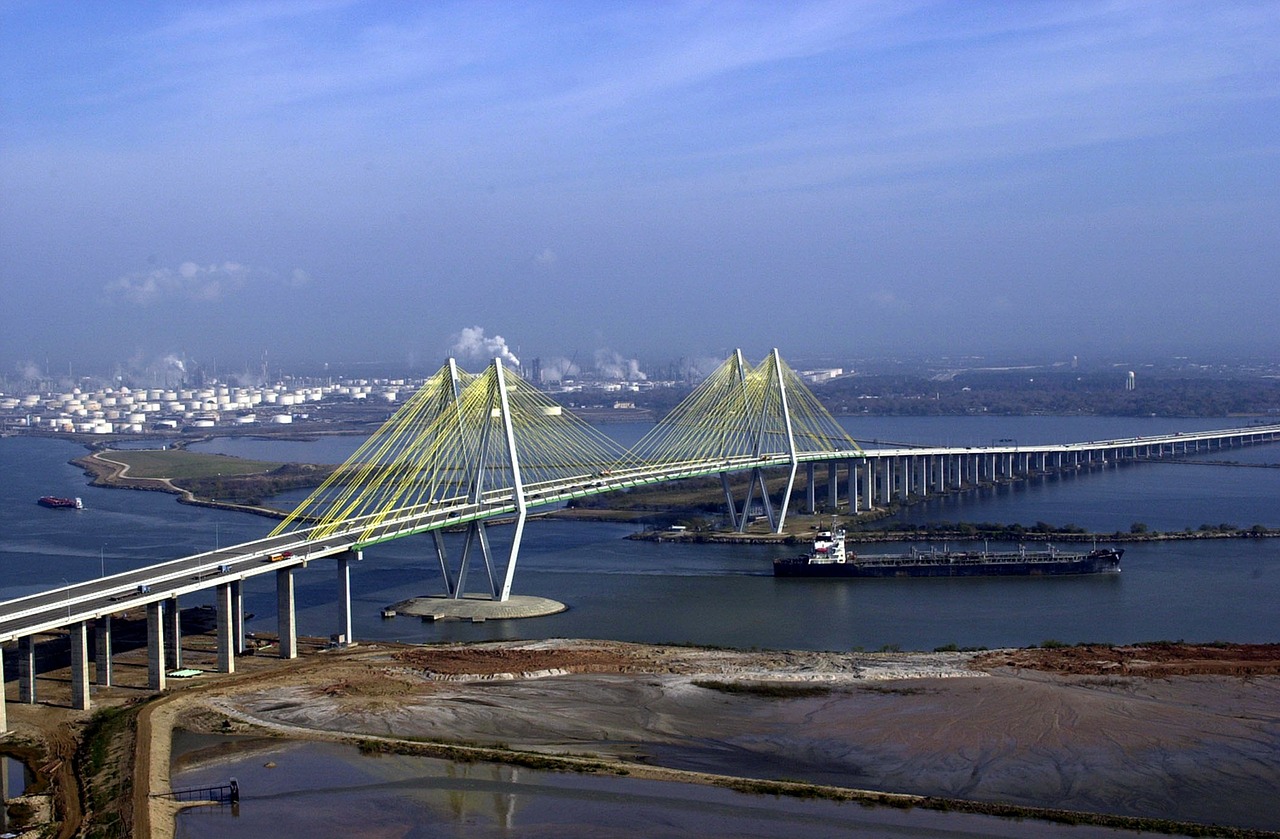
(102, 449, 282, 480)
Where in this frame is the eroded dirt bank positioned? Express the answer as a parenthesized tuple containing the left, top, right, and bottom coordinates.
(154, 640, 1280, 836)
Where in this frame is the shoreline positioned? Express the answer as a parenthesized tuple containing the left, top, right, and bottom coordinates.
(7, 638, 1280, 837)
(155, 639, 1280, 838)
(67, 448, 1280, 540)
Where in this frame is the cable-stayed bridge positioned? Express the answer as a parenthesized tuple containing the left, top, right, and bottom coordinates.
(3, 349, 1279, 725)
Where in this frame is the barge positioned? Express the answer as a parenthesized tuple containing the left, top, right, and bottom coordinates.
(774, 525, 1122, 578)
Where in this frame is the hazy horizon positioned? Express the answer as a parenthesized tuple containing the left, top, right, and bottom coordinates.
(3, 3, 1278, 373)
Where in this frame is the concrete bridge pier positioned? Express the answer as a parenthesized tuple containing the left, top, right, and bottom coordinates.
(18, 636, 35, 703)
(165, 595, 181, 671)
(846, 460, 858, 513)
(871, 459, 886, 506)
(94, 616, 112, 687)
(336, 550, 359, 646)
(69, 621, 89, 711)
(862, 460, 873, 510)
(231, 580, 245, 654)
(216, 583, 235, 674)
(0, 646, 6, 732)
(828, 462, 838, 510)
(805, 462, 816, 514)
(277, 567, 297, 659)
(147, 601, 165, 691)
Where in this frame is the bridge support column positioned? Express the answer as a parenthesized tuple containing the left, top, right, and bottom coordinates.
(216, 583, 235, 674)
(18, 636, 35, 704)
(165, 595, 181, 671)
(828, 462, 838, 510)
(862, 460, 873, 510)
(95, 617, 112, 687)
(147, 601, 166, 692)
(231, 580, 245, 654)
(805, 462, 816, 514)
(69, 621, 90, 711)
(720, 473, 739, 530)
(0, 645, 6, 732)
(896, 457, 909, 501)
(847, 460, 858, 513)
(277, 567, 297, 659)
(337, 551, 357, 646)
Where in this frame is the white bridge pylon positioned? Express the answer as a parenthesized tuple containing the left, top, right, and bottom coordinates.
(272, 349, 859, 601)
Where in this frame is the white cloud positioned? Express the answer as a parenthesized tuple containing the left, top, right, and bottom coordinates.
(104, 260, 292, 305)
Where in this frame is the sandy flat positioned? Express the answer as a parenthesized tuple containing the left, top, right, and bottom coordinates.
(165, 639, 1280, 833)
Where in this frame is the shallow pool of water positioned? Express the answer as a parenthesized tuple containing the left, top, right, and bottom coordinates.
(172, 738, 1136, 838)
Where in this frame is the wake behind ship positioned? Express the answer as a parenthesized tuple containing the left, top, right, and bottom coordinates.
(774, 525, 1122, 578)
(37, 495, 83, 509)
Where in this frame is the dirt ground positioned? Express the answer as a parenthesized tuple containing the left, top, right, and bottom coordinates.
(6, 639, 1280, 837)
(168, 640, 1280, 836)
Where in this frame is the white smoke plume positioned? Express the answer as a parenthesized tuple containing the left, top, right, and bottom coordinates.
(452, 326, 519, 367)
(14, 360, 42, 381)
(163, 353, 186, 373)
(594, 349, 647, 381)
(540, 356, 579, 383)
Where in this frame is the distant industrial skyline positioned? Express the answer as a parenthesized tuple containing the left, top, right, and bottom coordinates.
(3, 3, 1278, 372)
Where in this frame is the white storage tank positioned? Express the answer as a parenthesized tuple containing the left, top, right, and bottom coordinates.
(270, 414, 294, 424)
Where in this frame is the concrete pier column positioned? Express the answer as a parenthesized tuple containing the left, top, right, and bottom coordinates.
(895, 457, 908, 501)
(0, 647, 6, 732)
(805, 462, 816, 514)
(17, 636, 35, 704)
(94, 617, 112, 687)
(216, 583, 235, 674)
(847, 460, 858, 513)
(69, 621, 90, 711)
(337, 552, 356, 646)
(862, 460, 873, 510)
(147, 601, 166, 691)
(165, 595, 181, 670)
(827, 462, 838, 510)
(231, 580, 245, 654)
(277, 567, 297, 659)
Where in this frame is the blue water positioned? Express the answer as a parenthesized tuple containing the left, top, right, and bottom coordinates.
(3, 421, 1279, 651)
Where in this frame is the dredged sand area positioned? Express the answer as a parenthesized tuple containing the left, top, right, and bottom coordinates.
(152, 640, 1280, 836)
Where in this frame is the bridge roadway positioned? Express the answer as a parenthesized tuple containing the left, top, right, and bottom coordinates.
(2, 422, 1278, 726)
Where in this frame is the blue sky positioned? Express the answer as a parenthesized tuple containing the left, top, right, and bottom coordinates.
(2, 1, 1277, 375)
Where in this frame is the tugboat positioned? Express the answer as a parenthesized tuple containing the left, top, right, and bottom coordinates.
(774, 523, 1121, 578)
(37, 496, 84, 509)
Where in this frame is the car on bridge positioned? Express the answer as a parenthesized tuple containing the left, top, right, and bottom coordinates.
(267, 551, 293, 562)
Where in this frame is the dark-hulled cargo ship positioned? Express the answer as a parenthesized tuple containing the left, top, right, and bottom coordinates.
(773, 526, 1122, 578)
(37, 496, 83, 509)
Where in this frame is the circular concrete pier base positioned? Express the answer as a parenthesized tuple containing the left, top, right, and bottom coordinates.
(387, 593, 567, 622)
